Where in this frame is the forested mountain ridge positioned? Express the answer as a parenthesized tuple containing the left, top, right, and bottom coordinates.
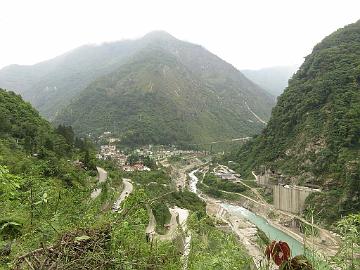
(0, 39, 147, 119)
(0, 31, 274, 124)
(226, 20, 360, 225)
(54, 32, 275, 146)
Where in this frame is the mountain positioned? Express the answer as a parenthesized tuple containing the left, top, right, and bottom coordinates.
(0, 39, 149, 120)
(53, 31, 275, 146)
(0, 32, 275, 126)
(242, 65, 299, 96)
(227, 20, 360, 225)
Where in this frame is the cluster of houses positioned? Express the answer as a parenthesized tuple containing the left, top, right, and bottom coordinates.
(95, 131, 205, 172)
(122, 163, 151, 172)
(96, 132, 152, 172)
(96, 145, 127, 166)
(96, 144, 152, 172)
(152, 148, 194, 160)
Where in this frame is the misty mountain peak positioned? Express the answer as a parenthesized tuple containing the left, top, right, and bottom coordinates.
(142, 30, 177, 41)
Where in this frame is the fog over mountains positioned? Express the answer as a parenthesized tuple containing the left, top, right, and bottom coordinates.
(242, 65, 299, 96)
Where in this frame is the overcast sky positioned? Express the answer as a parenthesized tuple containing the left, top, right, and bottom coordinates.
(1, 0, 359, 70)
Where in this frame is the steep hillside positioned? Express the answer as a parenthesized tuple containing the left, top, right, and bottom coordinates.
(0, 89, 73, 158)
(0, 88, 101, 265)
(227, 21, 360, 225)
(54, 32, 275, 146)
(0, 41, 146, 119)
(242, 65, 299, 96)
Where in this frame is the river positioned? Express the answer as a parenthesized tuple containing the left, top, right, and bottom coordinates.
(188, 169, 199, 193)
(189, 169, 304, 257)
(221, 203, 304, 256)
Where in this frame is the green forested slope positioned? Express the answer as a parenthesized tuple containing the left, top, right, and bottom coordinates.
(0, 32, 274, 144)
(0, 89, 73, 158)
(0, 89, 181, 269)
(226, 20, 360, 225)
(55, 40, 274, 146)
(0, 88, 104, 266)
(0, 41, 144, 119)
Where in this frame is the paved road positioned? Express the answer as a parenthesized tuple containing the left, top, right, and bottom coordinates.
(91, 167, 108, 199)
(112, 178, 133, 212)
(172, 207, 191, 270)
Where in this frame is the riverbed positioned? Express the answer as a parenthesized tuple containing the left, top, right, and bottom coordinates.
(221, 203, 304, 256)
(189, 169, 304, 256)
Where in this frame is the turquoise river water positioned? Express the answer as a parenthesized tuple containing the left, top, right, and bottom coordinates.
(221, 203, 304, 256)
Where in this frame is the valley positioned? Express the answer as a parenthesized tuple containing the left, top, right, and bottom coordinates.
(165, 153, 341, 267)
(0, 13, 359, 270)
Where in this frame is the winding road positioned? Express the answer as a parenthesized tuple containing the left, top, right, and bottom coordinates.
(112, 178, 133, 212)
(90, 167, 108, 199)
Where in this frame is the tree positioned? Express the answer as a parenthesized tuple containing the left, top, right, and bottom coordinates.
(0, 115, 11, 134)
(127, 153, 140, 165)
(335, 214, 360, 270)
(83, 149, 96, 171)
(143, 156, 156, 169)
(56, 125, 75, 146)
(0, 165, 23, 201)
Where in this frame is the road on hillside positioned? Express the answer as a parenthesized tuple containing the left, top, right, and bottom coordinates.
(245, 101, 267, 124)
(91, 167, 108, 199)
(112, 178, 133, 212)
(146, 207, 156, 239)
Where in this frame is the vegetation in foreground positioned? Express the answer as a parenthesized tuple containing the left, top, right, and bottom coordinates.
(187, 215, 252, 270)
(0, 88, 253, 269)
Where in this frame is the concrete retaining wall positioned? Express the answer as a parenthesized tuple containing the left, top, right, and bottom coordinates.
(255, 169, 279, 187)
(273, 185, 320, 214)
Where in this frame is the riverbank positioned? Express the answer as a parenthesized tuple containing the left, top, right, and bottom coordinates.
(187, 168, 267, 267)
(188, 166, 340, 266)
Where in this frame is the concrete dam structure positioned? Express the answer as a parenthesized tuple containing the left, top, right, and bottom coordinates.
(273, 185, 320, 214)
(254, 169, 283, 187)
